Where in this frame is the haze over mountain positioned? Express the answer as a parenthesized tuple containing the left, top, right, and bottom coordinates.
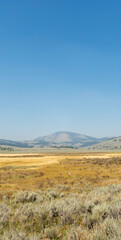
(0, 139, 30, 148)
(0, 131, 109, 149)
(1, 131, 121, 151)
(34, 131, 108, 148)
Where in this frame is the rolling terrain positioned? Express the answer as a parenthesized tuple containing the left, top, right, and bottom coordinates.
(86, 136, 121, 151)
(0, 131, 109, 150)
(1, 132, 121, 152)
(34, 131, 107, 148)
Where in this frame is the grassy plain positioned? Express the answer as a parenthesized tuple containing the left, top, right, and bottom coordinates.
(1, 152, 121, 239)
(1, 152, 121, 193)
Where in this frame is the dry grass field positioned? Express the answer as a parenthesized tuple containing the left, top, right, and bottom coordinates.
(1, 152, 121, 194)
(1, 152, 121, 239)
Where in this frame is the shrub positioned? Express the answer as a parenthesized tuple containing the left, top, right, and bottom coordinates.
(44, 226, 59, 239)
(2, 184, 121, 239)
(13, 191, 37, 203)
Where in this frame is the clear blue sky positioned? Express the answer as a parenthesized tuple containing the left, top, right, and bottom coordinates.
(0, 0, 121, 140)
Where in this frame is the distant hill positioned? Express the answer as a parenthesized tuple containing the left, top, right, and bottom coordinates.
(33, 131, 108, 148)
(86, 136, 121, 151)
(0, 139, 30, 148)
(0, 131, 115, 150)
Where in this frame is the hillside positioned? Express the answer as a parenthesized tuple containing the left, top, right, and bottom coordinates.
(0, 131, 116, 150)
(86, 136, 121, 151)
(0, 139, 31, 148)
(33, 131, 107, 148)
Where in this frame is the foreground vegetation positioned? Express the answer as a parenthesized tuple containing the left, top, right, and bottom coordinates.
(1, 184, 121, 239)
(1, 152, 121, 239)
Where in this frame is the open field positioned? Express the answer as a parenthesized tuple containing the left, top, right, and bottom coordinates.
(1, 152, 121, 239)
(1, 152, 121, 193)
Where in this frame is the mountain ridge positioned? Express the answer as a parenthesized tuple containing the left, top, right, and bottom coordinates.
(32, 131, 109, 148)
(0, 131, 118, 149)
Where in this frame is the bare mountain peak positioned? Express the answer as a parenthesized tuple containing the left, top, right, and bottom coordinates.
(35, 131, 96, 142)
(34, 131, 105, 147)
(0, 131, 109, 149)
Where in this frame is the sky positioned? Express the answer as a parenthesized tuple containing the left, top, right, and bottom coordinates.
(0, 0, 121, 140)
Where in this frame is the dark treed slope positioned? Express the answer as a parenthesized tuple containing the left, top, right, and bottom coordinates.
(0, 139, 31, 148)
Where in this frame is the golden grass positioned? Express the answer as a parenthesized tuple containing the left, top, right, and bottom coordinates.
(1, 152, 121, 193)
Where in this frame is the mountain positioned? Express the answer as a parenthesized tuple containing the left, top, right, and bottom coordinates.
(0, 131, 110, 149)
(33, 131, 108, 148)
(0, 139, 31, 148)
